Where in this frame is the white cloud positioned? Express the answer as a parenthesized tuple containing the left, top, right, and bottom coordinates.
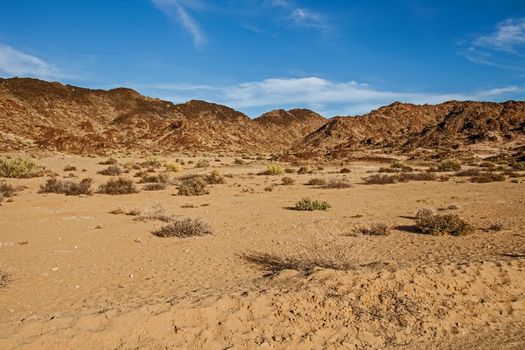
(289, 8, 327, 29)
(138, 77, 522, 117)
(474, 18, 525, 52)
(0, 44, 67, 79)
(152, 0, 206, 47)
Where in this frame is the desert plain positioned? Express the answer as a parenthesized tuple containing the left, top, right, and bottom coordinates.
(0, 152, 524, 350)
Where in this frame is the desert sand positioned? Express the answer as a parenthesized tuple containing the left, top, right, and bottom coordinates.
(0, 153, 524, 349)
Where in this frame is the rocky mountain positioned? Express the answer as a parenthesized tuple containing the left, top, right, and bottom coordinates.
(0, 78, 320, 154)
(0, 77, 523, 159)
(290, 101, 525, 159)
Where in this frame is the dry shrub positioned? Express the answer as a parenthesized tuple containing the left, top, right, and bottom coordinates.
(340, 167, 351, 173)
(320, 179, 352, 189)
(138, 173, 170, 184)
(133, 204, 174, 222)
(281, 176, 295, 185)
(0, 182, 18, 198)
(97, 177, 138, 195)
(478, 161, 496, 169)
(178, 177, 209, 196)
(428, 160, 462, 172)
(293, 198, 331, 211)
(378, 167, 400, 173)
(415, 209, 474, 236)
(362, 174, 397, 184)
(153, 217, 213, 238)
(205, 170, 225, 184)
(0, 270, 9, 288)
(487, 221, 505, 232)
(258, 164, 284, 175)
(455, 168, 481, 177)
(297, 166, 312, 174)
(40, 178, 93, 196)
(390, 161, 413, 172)
(98, 158, 118, 165)
(306, 177, 327, 186)
(143, 182, 167, 191)
(234, 158, 246, 165)
(284, 168, 296, 173)
(397, 172, 437, 182)
(142, 156, 162, 168)
(351, 223, 390, 236)
(63, 165, 77, 172)
(470, 172, 506, 183)
(0, 157, 44, 178)
(242, 239, 356, 275)
(510, 162, 525, 170)
(195, 159, 210, 168)
(264, 185, 274, 192)
(98, 165, 124, 176)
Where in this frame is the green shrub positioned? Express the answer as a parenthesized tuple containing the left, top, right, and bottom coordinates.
(98, 177, 138, 195)
(0, 157, 44, 178)
(293, 198, 331, 211)
(40, 178, 93, 196)
(415, 209, 474, 236)
(258, 164, 284, 175)
(153, 218, 213, 238)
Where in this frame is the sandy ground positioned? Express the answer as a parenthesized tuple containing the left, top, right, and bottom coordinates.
(0, 154, 524, 349)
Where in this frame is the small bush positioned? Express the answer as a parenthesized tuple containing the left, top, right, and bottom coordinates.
(455, 168, 481, 177)
(178, 177, 209, 196)
(164, 162, 181, 172)
(63, 165, 77, 172)
(98, 158, 118, 165)
(281, 176, 295, 185)
(284, 168, 296, 173)
(153, 218, 213, 238)
(428, 160, 462, 172)
(205, 170, 225, 184)
(143, 183, 167, 191)
(362, 174, 397, 184)
(0, 157, 44, 178)
(234, 158, 246, 165)
(98, 177, 138, 195)
(352, 223, 390, 236)
(415, 209, 474, 236)
(258, 164, 284, 175)
(138, 173, 169, 184)
(0, 182, 18, 198)
(510, 162, 525, 171)
(390, 161, 413, 172)
(0, 270, 9, 288)
(98, 165, 124, 176)
(320, 179, 352, 189)
(339, 168, 351, 173)
(293, 198, 331, 211)
(470, 173, 506, 183)
(142, 156, 162, 168)
(40, 178, 93, 196)
(306, 177, 327, 186)
(195, 159, 210, 168)
(264, 185, 274, 192)
(397, 172, 437, 182)
(378, 167, 400, 173)
(297, 166, 312, 174)
(478, 161, 496, 169)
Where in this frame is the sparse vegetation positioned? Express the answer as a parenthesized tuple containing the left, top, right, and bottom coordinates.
(258, 164, 284, 175)
(415, 209, 474, 236)
(63, 165, 77, 172)
(97, 177, 138, 195)
(98, 158, 118, 165)
(293, 197, 331, 211)
(297, 166, 312, 174)
(362, 174, 397, 185)
(320, 179, 351, 189)
(284, 168, 296, 173)
(0, 182, 18, 198)
(142, 182, 167, 191)
(454, 168, 481, 177)
(470, 172, 506, 183)
(351, 223, 390, 236)
(390, 161, 413, 172)
(0, 157, 44, 178)
(40, 178, 93, 196)
(281, 176, 295, 185)
(397, 172, 437, 182)
(142, 155, 162, 168)
(195, 159, 210, 168)
(138, 173, 170, 184)
(306, 177, 327, 186)
(204, 170, 225, 184)
(178, 176, 209, 196)
(98, 165, 124, 176)
(164, 162, 181, 172)
(0, 270, 9, 288)
(153, 217, 213, 238)
(339, 167, 351, 173)
(428, 160, 462, 172)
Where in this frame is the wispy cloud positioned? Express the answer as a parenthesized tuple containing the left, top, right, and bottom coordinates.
(461, 17, 525, 70)
(152, 0, 206, 47)
(0, 44, 68, 79)
(268, 0, 329, 31)
(474, 18, 525, 52)
(137, 76, 522, 116)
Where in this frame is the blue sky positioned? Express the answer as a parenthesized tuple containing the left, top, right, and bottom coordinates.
(0, 0, 524, 117)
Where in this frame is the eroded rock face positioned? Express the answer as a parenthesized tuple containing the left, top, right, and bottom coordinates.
(0, 77, 523, 158)
(0, 78, 325, 154)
